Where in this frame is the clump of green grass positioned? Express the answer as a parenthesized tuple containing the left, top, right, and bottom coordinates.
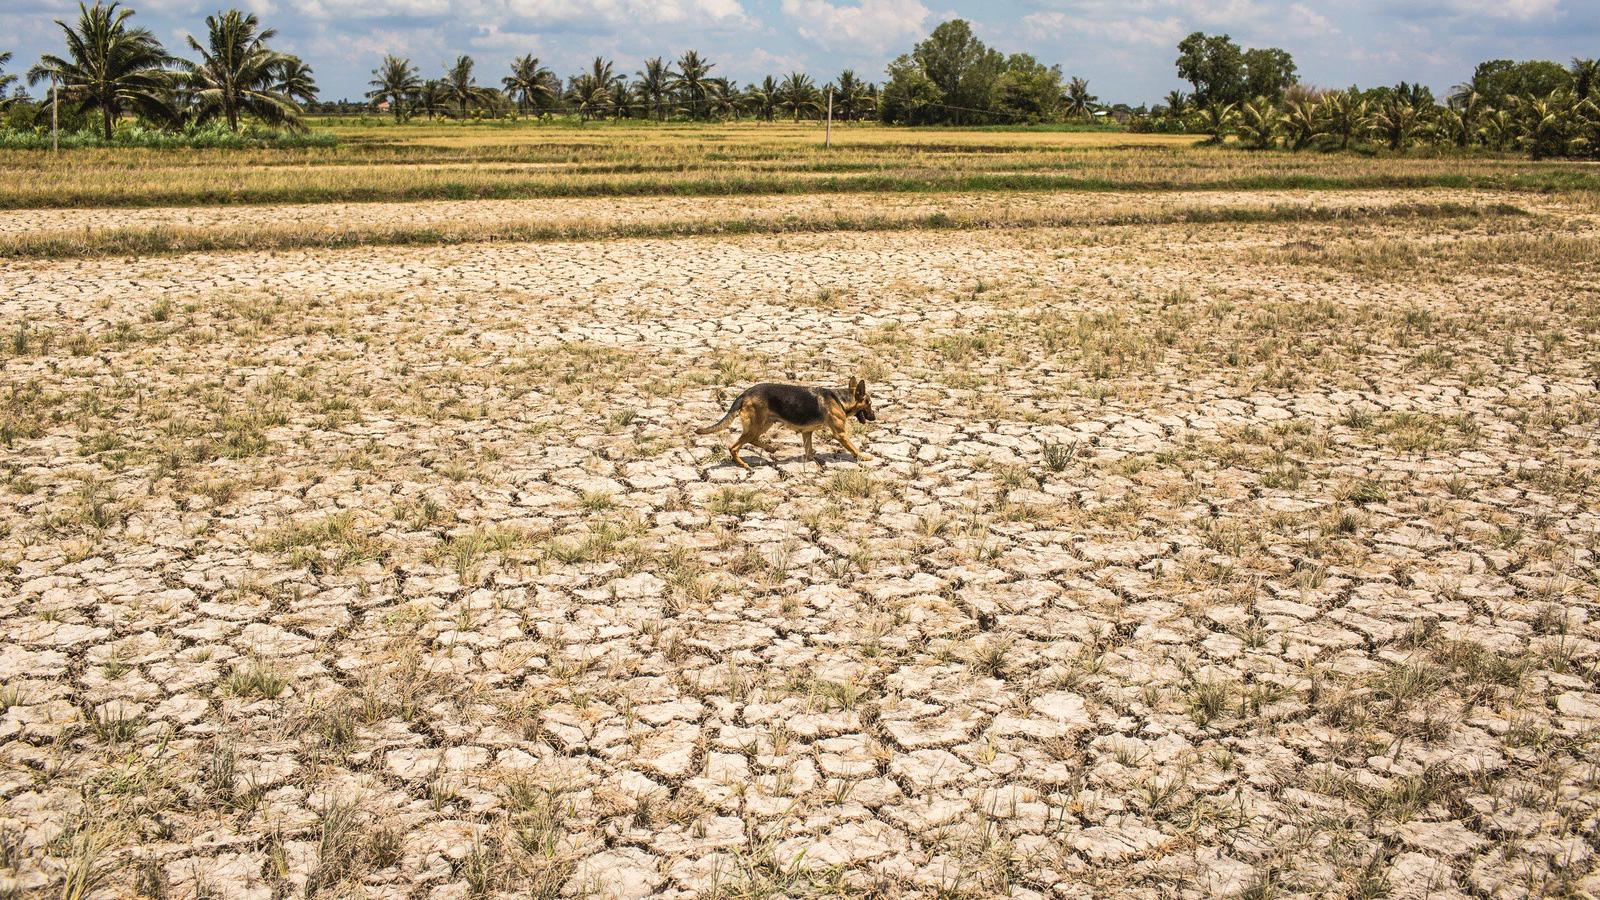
(253, 511, 382, 573)
(224, 663, 287, 700)
(825, 469, 879, 499)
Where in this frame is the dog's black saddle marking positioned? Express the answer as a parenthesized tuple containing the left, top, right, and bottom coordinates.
(758, 383, 835, 428)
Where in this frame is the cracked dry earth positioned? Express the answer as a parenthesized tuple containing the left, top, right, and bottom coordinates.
(2, 191, 1599, 899)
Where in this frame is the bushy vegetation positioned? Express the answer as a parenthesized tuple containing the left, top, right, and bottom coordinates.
(0, 121, 334, 149)
(1145, 81, 1599, 160)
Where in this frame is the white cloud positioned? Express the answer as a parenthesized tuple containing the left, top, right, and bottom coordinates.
(1436, 0, 1559, 19)
(281, 0, 749, 27)
(1023, 10, 1185, 47)
(780, 0, 930, 51)
(500, 0, 751, 27)
(1288, 3, 1336, 35)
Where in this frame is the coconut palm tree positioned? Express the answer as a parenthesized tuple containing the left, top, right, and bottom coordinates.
(1160, 90, 1188, 119)
(635, 57, 673, 121)
(442, 55, 494, 119)
(414, 79, 447, 120)
(1191, 102, 1237, 144)
(1512, 91, 1584, 159)
(1480, 108, 1515, 151)
(586, 57, 621, 91)
(368, 54, 419, 121)
(178, 9, 300, 132)
(0, 51, 16, 107)
(1063, 77, 1096, 119)
(608, 81, 633, 119)
(274, 56, 316, 107)
(672, 51, 715, 118)
(568, 71, 608, 121)
(778, 71, 818, 121)
(1322, 90, 1370, 150)
(745, 75, 779, 122)
(832, 69, 869, 121)
(1439, 89, 1484, 148)
(1571, 58, 1599, 101)
(502, 54, 553, 116)
(1373, 95, 1425, 151)
(28, 1, 174, 140)
(1281, 97, 1324, 151)
(1238, 95, 1281, 149)
(705, 78, 739, 120)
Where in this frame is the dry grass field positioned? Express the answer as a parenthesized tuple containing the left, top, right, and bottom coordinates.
(1, 123, 1598, 899)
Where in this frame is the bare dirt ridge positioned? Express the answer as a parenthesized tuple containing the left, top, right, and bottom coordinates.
(1, 189, 1598, 898)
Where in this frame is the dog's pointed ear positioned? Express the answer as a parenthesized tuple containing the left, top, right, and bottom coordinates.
(853, 378, 867, 399)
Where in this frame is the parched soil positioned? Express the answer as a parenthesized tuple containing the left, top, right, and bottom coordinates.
(1, 190, 1598, 898)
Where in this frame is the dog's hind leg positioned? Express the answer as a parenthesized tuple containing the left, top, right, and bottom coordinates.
(727, 406, 767, 470)
(802, 431, 823, 467)
(726, 436, 753, 470)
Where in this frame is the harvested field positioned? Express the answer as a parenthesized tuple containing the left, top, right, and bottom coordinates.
(1, 128, 1598, 899)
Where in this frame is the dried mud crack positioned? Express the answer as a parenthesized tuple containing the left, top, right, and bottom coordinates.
(1, 188, 1597, 899)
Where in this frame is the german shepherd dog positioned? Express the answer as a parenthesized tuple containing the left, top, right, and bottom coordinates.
(698, 379, 876, 469)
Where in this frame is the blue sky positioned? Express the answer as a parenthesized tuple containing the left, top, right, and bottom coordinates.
(3, 0, 1597, 105)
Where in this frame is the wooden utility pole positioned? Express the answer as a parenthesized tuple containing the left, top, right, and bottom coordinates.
(51, 76, 59, 154)
(824, 87, 833, 148)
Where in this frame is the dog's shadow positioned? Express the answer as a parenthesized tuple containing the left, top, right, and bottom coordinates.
(713, 445, 857, 474)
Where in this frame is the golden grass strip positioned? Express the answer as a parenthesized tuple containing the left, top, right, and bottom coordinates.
(0, 201, 1528, 261)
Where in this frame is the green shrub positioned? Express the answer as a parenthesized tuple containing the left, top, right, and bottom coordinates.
(0, 121, 337, 149)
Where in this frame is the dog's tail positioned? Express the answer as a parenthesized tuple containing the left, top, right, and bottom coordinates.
(696, 394, 745, 434)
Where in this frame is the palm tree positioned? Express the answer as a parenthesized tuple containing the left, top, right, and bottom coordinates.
(635, 57, 674, 121)
(745, 75, 779, 122)
(673, 50, 714, 118)
(414, 79, 447, 120)
(833, 69, 868, 121)
(28, 1, 174, 141)
(1191, 102, 1237, 144)
(1571, 58, 1599, 101)
(0, 51, 16, 109)
(588, 57, 622, 90)
(1440, 89, 1484, 148)
(1373, 95, 1424, 151)
(1322, 90, 1370, 150)
(706, 78, 738, 120)
(1160, 90, 1188, 118)
(1512, 91, 1583, 159)
(367, 54, 419, 121)
(502, 54, 553, 116)
(1238, 95, 1280, 149)
(568, 73, 606, 121)
(608, 81, 633, 119)
(179, 10, 300, 132)
(442, 55, 493, 119)
(1480, 108, 1515, 151)
(274, 56, 317, 107)
(778, 71, 818, 121)
(1281, 97, 1324, 151)
(1063, 77, 1096, 119)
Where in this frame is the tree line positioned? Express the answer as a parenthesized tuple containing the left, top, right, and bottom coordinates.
(1, 1, 312, 139)
(1146, 36, 1600, 159)
(1, 1, 1595, 158)
(364, 52, 879, 123)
